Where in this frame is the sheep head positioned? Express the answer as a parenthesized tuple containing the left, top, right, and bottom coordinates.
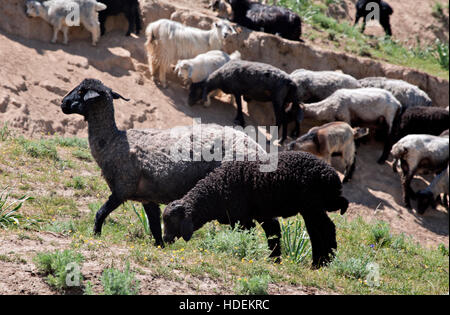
(214, 20, 236, 40)
(61, 79, 129, 119)
(175, 61, 192, 82)
(162, 202, 194, 243)
(25, 1, 42, 18)
(416, 190, 435, 214)
(188, 81, 207, 106)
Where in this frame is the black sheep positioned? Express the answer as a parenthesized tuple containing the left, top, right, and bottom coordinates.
(378, 106, 449, 164)
(225, 0, 303, 42)
(98, 0, 142, 36)
(188, 60, 303, 144)
(354, 0, 393, 36)
(163, 151, 349, 268)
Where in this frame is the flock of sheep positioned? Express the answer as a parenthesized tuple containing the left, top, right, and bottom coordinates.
(25, 0, 448, 268)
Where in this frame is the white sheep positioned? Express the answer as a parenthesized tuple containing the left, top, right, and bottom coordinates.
(286, 122, 369, 182)
(290, 69, 361, 103)
(358, 77, 432, 109)
(145, 19, 236, 88)
(175, 50, 241, 106)
(416, 166, 449, 214)
(25, 0, 107, 46)
(302, 88, 402, 135)
(391, 134, 449, 208)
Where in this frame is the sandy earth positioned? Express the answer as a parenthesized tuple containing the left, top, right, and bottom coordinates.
(0, 0, 448, 295)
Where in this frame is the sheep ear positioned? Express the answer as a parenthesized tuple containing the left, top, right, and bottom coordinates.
(181, 216, 193, 242)
(112, 91, 130, 102)
(84, 90, 101, 103)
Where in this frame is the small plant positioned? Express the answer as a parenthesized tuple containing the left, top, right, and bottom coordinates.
(0, 123, 11, 141)
(0, 188, 32, 228)
(434, 39, 449, 70)
(17, 137, 60, 161)
(131, 203, 151, 236)
(369, 221, 392, 248)
(438, 243, 449, 256)
(101, 263, 140, 295)
(72, 148, 93, 161)
(200, 224, 270, 260)
(34, 249, 84, 291)
(280, 216, 311, 264)
(331, 257, 370, 280)
(66, 176, 87, 190)
(235, 275, 270, 295)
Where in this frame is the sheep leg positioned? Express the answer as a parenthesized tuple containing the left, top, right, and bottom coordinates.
(343, 156, 357, 183)
(233, 95, 245, 127)
(134, 6, 142, 35)
(378, 135, 395, 164)
(400, 161, 416, 208)
(125, 10, 136, 36)
(143, 202, 164, 247)
(99, 14, 107, 36)
(158, 64, 168, 89)
(258, 218, 282, 260)
(93, 194, 123, 235)
(62, 25, 69, 45)
(303, 211, 337, 269)
(51, 25, 60, 44)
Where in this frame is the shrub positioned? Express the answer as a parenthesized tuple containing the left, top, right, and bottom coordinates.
(369, 221, 392, 248)
(331, 257, 371, 280)
(235, 275, 270, 295)
(34, 250, 84, 291)
(101, 263, 140, 295)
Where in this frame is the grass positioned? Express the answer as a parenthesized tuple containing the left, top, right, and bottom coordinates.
(33, 249, 84, 291)
(0, 188, 33, 229)
(100, 262, 140, 295)
(0, 133, 448, 295)
(277, 0, 449, 78)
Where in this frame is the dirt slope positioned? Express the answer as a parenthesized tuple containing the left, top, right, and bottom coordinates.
(328, 0, 449, 46)
(0, 0, 448, 255)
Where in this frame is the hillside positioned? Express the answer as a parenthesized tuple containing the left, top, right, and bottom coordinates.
(0, 0, 448, 295)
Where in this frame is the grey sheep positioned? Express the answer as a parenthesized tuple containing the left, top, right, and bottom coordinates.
(391, 134, 449, 209)
(358, 77, 432, 109)
(416, 166, 449, 214)
(163, 151, 349, 268)
(188, 60, 303, 143)
(61, 78, 267, 246)
(26, 0, 107, 46)
(290, 69, 361, 103)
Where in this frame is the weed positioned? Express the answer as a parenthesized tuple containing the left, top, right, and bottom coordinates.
(101, 262, 140, 295)
(200, 224, 270, 260)
(33, 249, 84, 291)
(280, 216, 311, 264)
(0, 188, 33, 228)
(235, 274, 271, 295)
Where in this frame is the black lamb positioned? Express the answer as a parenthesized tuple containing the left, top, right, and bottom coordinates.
(225, 0, 303, 42)
(163, 151, 349, 268)
(354, 0, 393, 36)
(378, 106, 449, 164)
(188, 60, 304, 143)
(98, 0, 142, 36)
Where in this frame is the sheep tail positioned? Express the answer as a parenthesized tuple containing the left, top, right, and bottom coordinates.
(327, 196, 349, 215)
(95, 3, 107, 11)
(145, 24, 156, 44)
(230, 51, 241, 60)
